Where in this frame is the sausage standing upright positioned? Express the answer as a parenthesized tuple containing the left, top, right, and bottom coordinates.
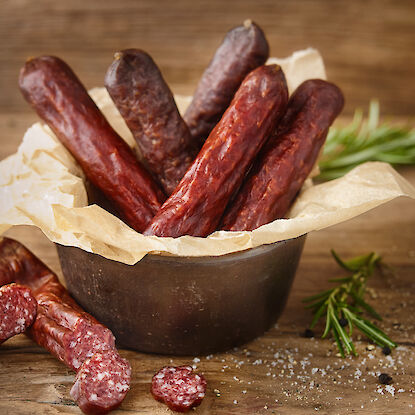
(183, 20, 270, 147)
(105, 49, 198, 195)
(221, 79, 345, 231)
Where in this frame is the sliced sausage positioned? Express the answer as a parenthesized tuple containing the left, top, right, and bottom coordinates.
(71, 350, 131, 415)
(151, 366, 207, 412)
(0, 283, 37, 343)
(0, 237, 130, 414)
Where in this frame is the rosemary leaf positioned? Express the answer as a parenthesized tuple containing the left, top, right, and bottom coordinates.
(304, 250, 396, 357)
(318, 101, 415, 180)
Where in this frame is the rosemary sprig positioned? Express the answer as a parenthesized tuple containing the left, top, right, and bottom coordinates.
(318, 101, 415, 180)
(303, 250, 397, 357)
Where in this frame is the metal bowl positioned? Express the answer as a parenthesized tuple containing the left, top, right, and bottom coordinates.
(56, 235, 306, 356)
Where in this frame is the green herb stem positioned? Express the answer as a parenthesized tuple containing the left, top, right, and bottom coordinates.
(303, 250, 397, 357)
(318, 101, 415, 180)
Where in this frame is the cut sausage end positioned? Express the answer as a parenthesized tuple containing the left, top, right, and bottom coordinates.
(0, 283, 37, 343)
(151, 366, 207, 412)
(70, 350, 131, 415)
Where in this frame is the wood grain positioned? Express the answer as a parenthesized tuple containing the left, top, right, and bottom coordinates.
(0, 111, 414, 414)
(1, 0, 414, 116)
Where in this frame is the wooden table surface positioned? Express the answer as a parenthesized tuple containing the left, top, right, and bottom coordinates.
(1, 1, 415, 414)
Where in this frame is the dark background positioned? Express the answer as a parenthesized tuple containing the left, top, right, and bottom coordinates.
(1, 0, 414, 116)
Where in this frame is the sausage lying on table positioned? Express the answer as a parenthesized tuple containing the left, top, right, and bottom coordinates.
(19, 56, 165, 233)
(0, 283, 37, 344)
(221, 79, 345, 231)
(0, 237, 131, 415)
(183, 20, 269, 147)
(144, 65, 288, 237)
(105, 49, 198, 195)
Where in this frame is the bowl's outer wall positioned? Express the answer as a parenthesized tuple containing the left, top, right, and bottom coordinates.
(56, 235, 306, 355)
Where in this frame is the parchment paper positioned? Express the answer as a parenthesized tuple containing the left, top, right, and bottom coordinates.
(1, 49, 414, 264)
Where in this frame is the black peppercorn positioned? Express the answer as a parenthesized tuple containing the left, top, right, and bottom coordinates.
(378, 373, 393, 385)
(303, 328, 315, 338)
(382, 346, 391, 356)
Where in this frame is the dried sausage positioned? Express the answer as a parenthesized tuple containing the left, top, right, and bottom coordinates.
(0, 283, 37, 343)
(71, 350, 131, 415)
(19, 56, 165, 233)
(221, 79, 345, 231)
(184, 20, 269, 147)
(105, 49, 198, 195)
(151, 366, 207, 412)
(144, 65, 288, 237)
(0, 237, 116, 371)
(0, 237, 131, 414)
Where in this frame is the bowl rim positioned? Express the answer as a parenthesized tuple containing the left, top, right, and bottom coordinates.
(84, 234, 307, 265)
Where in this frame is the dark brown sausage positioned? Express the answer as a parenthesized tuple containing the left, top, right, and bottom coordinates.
(0, 237, 131, 414)
(183, 20, 269, 147)
(0, 283, 37, 343)
(144, 65, 288, 237)
(105, 49, 198, 195)
(19, 56, 165, 233)
(221, 79, 345, 231)
(151, 366, 207, 412)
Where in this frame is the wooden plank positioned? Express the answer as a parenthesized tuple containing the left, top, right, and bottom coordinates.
(0, 112, 415, 413)
(1, 0, 414, 116)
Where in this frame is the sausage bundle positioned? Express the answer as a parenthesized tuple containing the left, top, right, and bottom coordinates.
(105, 49, 198, 195)
(221, 79, 345, 231)
(18, 21, 344, 238)
(144, 64, 289, 237)
(0, 238, 131, 415)
(19, 56, 165, 233)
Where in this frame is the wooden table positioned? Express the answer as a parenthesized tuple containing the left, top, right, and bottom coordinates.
(1, 1, 415, 413)
(1, 120, 414, 414)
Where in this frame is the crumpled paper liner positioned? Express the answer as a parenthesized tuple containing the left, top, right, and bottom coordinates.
(1, 49, 414, 264)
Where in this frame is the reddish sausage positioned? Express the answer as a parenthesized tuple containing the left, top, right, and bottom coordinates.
(105, 49, 198, 195)
(144, 65, 288, 237)
(151, 366, 207, 412)
(221, 79, 345, 231)
(71, 350, 131, 415)
(19, 56, 165, 233)
(0, 283, 37, 344)
(183, 20, 269, 147)
(0, 237, 131, 414)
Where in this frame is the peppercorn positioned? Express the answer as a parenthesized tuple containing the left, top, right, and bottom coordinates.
(378, 373, 393, 385)
(382, 346, 391, 356)
(303, 328, 315, 338)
